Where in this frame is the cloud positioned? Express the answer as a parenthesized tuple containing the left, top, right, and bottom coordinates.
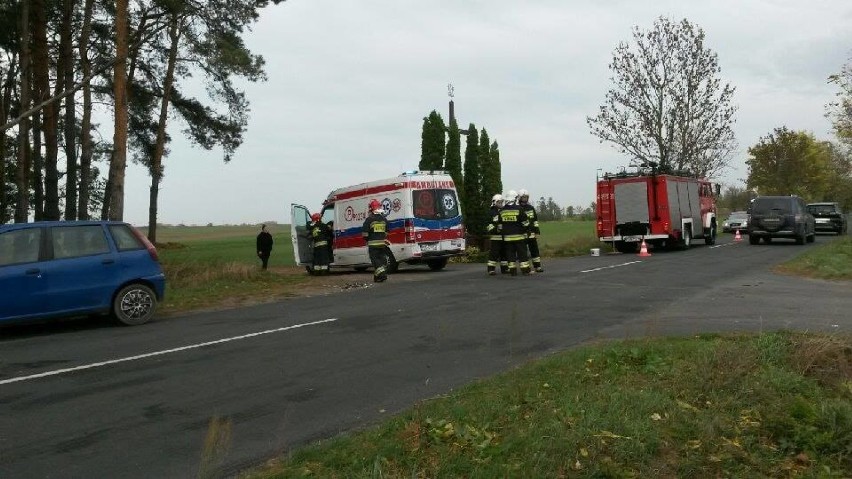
(120, 0, 852, 225)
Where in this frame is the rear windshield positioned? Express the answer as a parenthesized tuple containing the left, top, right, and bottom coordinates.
(751, 198, 793, 214)
(413, 189, 460, 220)
(807, 204, 838, 215)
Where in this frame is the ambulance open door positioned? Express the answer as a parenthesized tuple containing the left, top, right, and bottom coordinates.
(290, 203, 313, 266)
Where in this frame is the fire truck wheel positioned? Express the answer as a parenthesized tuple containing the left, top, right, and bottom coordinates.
(705, 222, 717, 245)
(614, 241, 638, 254)
(681, 230, 692, 250)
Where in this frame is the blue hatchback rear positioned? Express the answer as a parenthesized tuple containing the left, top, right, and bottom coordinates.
(0, 221, 165, 326)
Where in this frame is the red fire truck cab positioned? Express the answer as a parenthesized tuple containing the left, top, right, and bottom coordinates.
(596, 169, 720, 253)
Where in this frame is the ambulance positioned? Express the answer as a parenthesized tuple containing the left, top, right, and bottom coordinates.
(290, 170, 466, 273)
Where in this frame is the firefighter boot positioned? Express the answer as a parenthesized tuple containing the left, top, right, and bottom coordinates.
(500, 261, 509, 274)
(520, 261, 532, 276)
(487, 261, 497, 276)
(533, 260, 544, 273)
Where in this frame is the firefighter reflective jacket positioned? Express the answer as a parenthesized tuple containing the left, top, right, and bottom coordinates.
(519, 203, 541, 236)
(497, 204, 529, 242)
(487, 205, 503, 241)
(310, 221, 333, 247)
(362, 213, 388, 247)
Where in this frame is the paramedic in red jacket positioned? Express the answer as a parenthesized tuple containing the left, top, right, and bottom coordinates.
(362, 199, 389, 283)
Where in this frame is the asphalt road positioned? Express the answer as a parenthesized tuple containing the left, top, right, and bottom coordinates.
(1, 233, 849, 478)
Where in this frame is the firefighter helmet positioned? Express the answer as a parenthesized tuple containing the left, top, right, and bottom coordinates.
(310, 213, 320, 222)
(369, 199, 383, 213)
(491, 193, 503, 205)
(518, 188, 529, 197)
(505, 190, 518, 204)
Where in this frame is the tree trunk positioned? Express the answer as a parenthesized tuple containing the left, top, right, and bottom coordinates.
(32, 0, 60, 220)
(0, 59, 12, 223)
(107, 0, 129, 221)
(148, 13, 181, 243)
(77, 0, 95, 220)
(61, 0, 77, 220)
(14, 0, 31, 223)
(31, 113, 43, 221)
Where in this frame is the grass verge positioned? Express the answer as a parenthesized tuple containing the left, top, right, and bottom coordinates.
(776, 236, 852, 281)
(247, 332, 852, 478)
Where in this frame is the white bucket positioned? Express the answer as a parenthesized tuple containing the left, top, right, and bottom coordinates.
(591, 248, 601, 257)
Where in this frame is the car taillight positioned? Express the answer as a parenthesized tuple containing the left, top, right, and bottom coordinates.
(131, 226, 160, 261)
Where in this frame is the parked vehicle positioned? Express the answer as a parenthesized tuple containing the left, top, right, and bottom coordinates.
(747, 196, 815, 245)
(0, 221, 166, 326)
(291, 170, 466, 273)
(722, 211, 749, 233)
(596, 167, 719, 253)
(806, 202, 847, 235)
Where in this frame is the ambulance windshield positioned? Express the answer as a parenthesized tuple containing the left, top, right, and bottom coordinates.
(413, 189, 459, 220)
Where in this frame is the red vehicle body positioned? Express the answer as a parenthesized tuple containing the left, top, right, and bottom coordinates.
(596, 170, 719, 253)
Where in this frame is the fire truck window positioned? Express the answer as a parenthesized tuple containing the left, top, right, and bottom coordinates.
(413, 189, 459, 220)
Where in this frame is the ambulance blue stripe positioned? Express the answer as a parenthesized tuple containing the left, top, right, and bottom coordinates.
(336, 216, 462, 238)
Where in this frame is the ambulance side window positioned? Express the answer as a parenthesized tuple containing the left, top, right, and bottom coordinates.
(413, 189, 459, 219)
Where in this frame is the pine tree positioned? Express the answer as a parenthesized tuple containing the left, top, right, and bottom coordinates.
(482, 139, 502, 199)
(419, 110, 445, 171)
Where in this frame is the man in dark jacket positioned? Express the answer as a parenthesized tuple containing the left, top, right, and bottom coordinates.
(309, 213, 333, 274)
(518, 189, 543, 272)
(498, 191, 531, 276)
(486, 193, 506, 275)
(362, 199, 389, 283)
(256, 224, 273, 270)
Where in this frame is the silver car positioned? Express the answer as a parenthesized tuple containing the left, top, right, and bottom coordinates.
(722, 211, 749, 233)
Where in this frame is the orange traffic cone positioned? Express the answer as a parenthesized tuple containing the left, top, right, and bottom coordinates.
(734, 229, 742, 242)
(638, 240, 652, 257)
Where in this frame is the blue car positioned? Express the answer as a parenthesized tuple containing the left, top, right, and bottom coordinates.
(0, 221, 166, 326)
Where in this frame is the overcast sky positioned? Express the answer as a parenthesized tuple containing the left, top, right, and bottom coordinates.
(119, 0, 852, 226)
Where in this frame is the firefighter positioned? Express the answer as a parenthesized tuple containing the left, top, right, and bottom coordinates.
(309, 213, 333, 275)
(486, 193, 504, 275)
(498, 190, 531, 276)
(518, 188, 543, 272)
(362, 199, 389, 282)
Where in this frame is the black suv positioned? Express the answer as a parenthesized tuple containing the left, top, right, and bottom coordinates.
(807, 202, 848, 235)
(747, 196, 815, 245)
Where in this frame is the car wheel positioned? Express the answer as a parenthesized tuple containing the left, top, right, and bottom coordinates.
(763, 236, 772, 244)
(749, 234, 760, 245)
(113, 283, 157, 326)
(796, 230, 805, 245)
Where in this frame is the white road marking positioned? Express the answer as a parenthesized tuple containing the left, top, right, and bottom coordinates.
(710, 242, 738, 249)
(0, 318, 339, 386)
(581, 261, 642, 273)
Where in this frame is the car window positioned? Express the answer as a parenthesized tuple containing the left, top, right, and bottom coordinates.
(807, 204, 838, 215)
(108, 224, 144, 251)
(751, 198, 792, 214)
(51, 225, 110, 259)
(0, 228, 42, 266)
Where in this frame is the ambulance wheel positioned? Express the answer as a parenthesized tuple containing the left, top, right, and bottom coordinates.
(426, 258, 448, 271)
(305, 265, 315, 275)
(385, 251, 399, 274)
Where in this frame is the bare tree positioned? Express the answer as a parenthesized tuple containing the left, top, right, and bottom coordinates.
(587, 17, 737, 178)
(14, 0, 30, 223)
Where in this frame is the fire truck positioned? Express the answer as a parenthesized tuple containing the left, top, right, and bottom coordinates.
(596, 167, 720, 253)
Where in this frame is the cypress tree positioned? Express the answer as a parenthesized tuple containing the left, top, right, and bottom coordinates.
(462, 124, 484, 241)
(444, 115, 463, 192)
(479, 129, 496, 200)
(419, 110, 445, 171)
(490, 141, 503, 195)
